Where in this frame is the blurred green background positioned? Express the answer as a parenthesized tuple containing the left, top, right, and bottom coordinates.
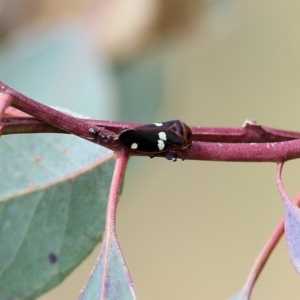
(1, 1, 300, 299)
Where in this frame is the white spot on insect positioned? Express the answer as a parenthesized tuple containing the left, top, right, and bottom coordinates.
(153, 122, 163, 126)
(157, 140, 165, 150)
(131, 143, 138, 149)
(158, 132, 167, 141)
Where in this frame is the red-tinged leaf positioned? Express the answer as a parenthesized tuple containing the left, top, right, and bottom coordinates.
(227, 288, 250, 300)
(276, 163, 300, 273)
(78, 233, 135, 300)
(282, 200, 300, 272)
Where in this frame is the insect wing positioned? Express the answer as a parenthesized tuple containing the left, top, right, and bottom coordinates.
(142, 121, 186, 144)
(119, 129, 165, 152)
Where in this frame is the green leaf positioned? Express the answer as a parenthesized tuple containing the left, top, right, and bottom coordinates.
(78, 232, 136, 300)
(0, 133, 115, 299)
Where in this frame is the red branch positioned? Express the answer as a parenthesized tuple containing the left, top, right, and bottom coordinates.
(1, 81, 300, 162)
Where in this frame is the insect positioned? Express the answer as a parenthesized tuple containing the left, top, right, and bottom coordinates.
(118, 120, 192, 161)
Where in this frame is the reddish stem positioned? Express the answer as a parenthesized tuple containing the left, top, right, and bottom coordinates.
(240, 217, 284, 299)
(2, 81, 300, 162)
(105, 150, 129, 229)
(100, 150, 130, 299)
(186, 139, 300, 162)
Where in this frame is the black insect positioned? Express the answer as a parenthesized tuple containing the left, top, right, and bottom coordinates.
(118, 120, 192, 161)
